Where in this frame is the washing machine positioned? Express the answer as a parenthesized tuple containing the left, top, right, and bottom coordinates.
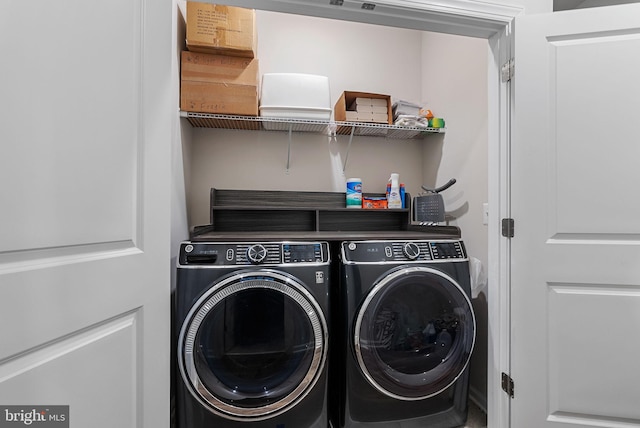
(336, 239, 476, 428)
(174, 240, 331, 428)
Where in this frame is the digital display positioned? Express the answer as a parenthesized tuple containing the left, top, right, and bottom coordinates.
(286, 244, 319, 262)
(430, 242, 465, 259)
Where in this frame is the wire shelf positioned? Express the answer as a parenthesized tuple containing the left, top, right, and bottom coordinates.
(180, 112, 445, 140)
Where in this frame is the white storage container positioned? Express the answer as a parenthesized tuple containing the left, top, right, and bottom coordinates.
(392, 100, 422, 117)
(259, 73, 332, 121)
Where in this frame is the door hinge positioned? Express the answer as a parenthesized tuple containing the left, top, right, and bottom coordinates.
(501, 218, 514, 238)
(501, 372, 514, 398)
(501, 58, 514, 82)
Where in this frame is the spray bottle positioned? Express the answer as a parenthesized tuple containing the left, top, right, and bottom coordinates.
(387, 173, 402, 209)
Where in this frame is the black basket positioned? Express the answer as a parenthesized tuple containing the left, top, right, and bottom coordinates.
(413, 193, 445, 223)
(413, 179, 456, 224)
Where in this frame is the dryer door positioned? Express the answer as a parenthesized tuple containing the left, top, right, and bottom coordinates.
(178, 270, 328, 421)
(354, 266, 475, 400)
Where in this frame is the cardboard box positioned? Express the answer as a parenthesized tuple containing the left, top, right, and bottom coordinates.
(362, 196, 388, 209)
(334, 91, 393, 124)
(186, 2, 257, 58)
(180, 51, 259, 115)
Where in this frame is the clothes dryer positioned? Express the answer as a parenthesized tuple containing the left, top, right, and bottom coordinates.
(174, 241, 331, 428)
(336, 239, 475, 428)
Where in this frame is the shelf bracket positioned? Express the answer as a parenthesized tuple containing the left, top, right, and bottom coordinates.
(286, 124, 292, 172)
(342, 126, 356, 172)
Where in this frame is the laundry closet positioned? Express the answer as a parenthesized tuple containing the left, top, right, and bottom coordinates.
(176, 0, 490, 422)
(5, 0, 640, 426)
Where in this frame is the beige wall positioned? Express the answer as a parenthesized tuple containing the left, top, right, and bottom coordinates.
(421, 32, 489, 270)
(186, 11, 488, 232)
(421, 31, 490, 407)
(186, 11, 427, 227)
(181, 4, 490, 408)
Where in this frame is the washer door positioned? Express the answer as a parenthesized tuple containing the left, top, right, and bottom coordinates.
(178, 270, 328, 421)
(354, 266, 475, 400)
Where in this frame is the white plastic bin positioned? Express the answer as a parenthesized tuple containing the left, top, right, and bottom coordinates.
(259, 73, 332, 123)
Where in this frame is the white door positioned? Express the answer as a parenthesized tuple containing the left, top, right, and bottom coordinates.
(0, 0, 172, 427)
(512, 4, 640, 428)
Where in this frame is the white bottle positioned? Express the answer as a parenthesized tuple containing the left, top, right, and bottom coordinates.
(387, 173, 402, 209)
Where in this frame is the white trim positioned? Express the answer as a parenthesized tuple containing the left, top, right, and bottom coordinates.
(373, 0, 522, 23)
(202, 0, 522, 38)
(487, 23, 514, 428)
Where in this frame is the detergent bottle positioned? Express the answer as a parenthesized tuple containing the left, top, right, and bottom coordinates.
(387, 173, 402, 209)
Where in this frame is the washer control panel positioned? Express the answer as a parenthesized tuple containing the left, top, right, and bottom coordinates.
(342, 240, 466, 263)
(179, 241, 329, 266)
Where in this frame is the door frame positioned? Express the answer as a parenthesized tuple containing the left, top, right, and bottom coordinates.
(175, 1, 521, 426)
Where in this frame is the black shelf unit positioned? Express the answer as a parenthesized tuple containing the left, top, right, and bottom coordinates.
(208, 188, 412, 233)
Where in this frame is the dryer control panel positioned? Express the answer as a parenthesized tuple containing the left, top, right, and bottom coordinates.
(179, 241, 330, 266)
(341, 239, 467, 263)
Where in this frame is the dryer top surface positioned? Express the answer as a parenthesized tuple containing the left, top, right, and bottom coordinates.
(188, 226, 461, 243)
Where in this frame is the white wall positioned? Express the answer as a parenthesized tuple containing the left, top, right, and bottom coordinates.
(256, 12, 424, 109)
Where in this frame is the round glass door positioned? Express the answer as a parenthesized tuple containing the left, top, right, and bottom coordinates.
(354, 266, 475, 400)
(178, 271, 327, 421)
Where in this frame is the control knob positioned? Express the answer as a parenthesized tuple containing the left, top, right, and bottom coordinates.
(403, 242, 421, 260)
(247, 244, 267, 264)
